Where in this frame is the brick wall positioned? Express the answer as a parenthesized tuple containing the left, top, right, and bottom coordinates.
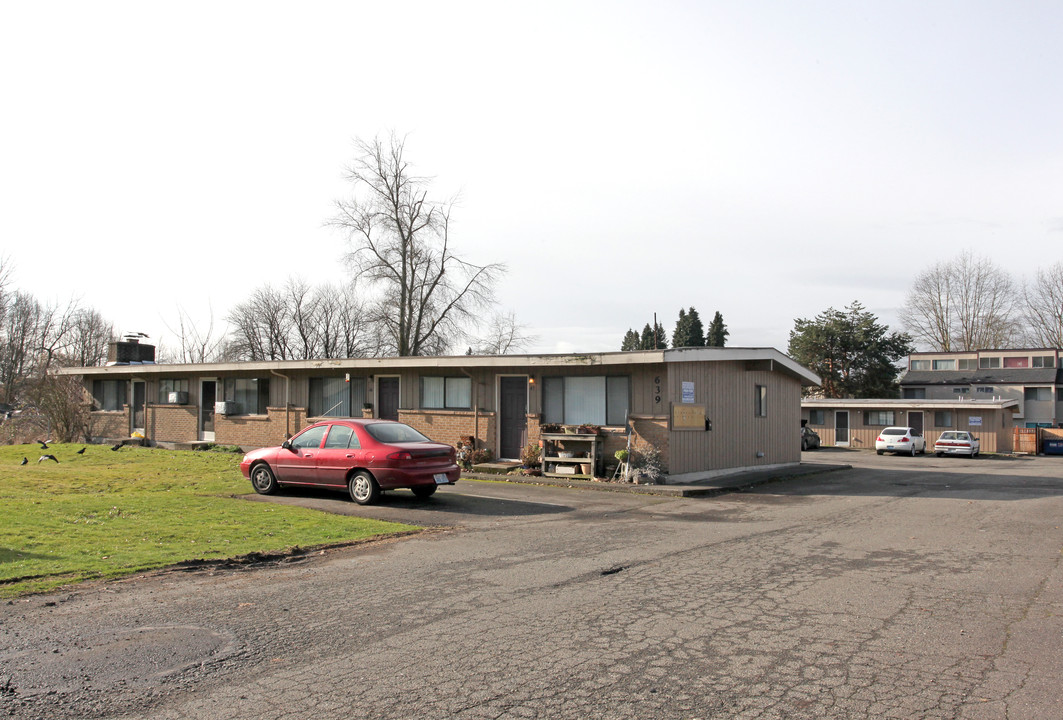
(630, 416, 670, 471)
(89, 408, 129, 440)
(148, 404, 197, 443)
(216, 407, 307, 448)
(400, 409, 497, 453)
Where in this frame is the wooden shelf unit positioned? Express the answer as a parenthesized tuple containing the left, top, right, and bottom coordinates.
(541, 432, 599, 479)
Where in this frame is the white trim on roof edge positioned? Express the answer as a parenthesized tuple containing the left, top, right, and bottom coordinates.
(60, 347, 821, 386)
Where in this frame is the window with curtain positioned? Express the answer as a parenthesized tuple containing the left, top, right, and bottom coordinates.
(93, 380, 126, 411)
(157, 378, 189, 403)
(223, 377, 270, 415)
(541, 376, 630, 426)
(421, 377, 472, 409)
(863, 410, 895, 426)
(310, 377, 352, 417)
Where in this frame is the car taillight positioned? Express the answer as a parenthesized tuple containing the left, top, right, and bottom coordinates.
(876, 436, 883, 442)
(387, 451, 413, 461)
(899, 437, 909, 442)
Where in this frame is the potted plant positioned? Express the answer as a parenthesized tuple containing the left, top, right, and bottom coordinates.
(361, 402, 373, 418)
(540, 423, 562, 434)
(578, 424, 600, 435)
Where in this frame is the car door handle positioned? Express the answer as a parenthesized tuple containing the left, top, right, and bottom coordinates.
(345, 454, 354, 458)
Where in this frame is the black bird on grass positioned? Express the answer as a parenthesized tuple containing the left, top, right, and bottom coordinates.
(20, 457, 27, 465)
(38, 440, 48, 449)
(38, 454, 59, 463)
(76, 447, 86, 455)
(111, 442, 122, 451)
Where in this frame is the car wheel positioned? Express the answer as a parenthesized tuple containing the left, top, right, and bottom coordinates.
(411, 485, 438, 499)
(910, 444, 917, 457)
(973, 450, 979, 458)
(349, 471, 380, 505)
(936, 452, 944, 458)
(801, 440, 808, 451)
(876, 450, 884, 455)
(250, 463, 278, 495)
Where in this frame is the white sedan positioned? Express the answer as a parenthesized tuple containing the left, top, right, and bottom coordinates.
(875, 427, 927, 456)
(934, 431, 980, 457)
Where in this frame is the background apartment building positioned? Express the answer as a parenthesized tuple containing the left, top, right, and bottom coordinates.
(899, 349, 1062, 428)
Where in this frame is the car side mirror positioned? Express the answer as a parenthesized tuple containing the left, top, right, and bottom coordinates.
(281, 440, 294, 452)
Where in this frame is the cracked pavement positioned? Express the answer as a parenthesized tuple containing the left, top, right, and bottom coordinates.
(2, 451, 1062, 719)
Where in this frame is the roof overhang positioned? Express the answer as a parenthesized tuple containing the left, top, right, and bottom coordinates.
(802, 397, 1020, 412)
(58, 347, 821, 386)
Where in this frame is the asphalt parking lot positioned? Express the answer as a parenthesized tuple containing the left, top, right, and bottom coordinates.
(3, 450, 1062, 719)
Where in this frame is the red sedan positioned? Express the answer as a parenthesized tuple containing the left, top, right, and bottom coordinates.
(240, 419, 460, 505)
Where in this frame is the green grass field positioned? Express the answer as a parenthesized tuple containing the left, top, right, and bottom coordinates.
(0, 443, 418, 598)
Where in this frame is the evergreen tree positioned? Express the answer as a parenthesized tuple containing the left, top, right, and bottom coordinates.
(672, 307, 707, 347)
(706, 311, 729, 347)
(620, 329, 640, 351)
(639, 322, 668, 350)
(788, 301, 913, 398)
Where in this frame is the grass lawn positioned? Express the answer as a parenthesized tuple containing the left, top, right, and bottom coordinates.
(0, 443, 419, 598)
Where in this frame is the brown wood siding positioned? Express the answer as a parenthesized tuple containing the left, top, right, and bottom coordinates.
(804, 407, 1014, 453)
(666, 361, 801, 475)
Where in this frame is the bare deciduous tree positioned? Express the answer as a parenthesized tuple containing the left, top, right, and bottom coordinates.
(901, 256, 1020, 351)
(162, 305, 226, 364)
(64, 308, 115, 367)
(476, 312, 537, 355)
(1022, 262, 1063, 348)
(330, 133, 505, 356)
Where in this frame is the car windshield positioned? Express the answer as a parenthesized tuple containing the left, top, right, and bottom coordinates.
(939, 432, 963, 440)
(364, 422, 431, 444)
(882, 428, 908, 436)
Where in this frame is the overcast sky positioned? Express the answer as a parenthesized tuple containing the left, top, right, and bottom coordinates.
(3, 1, 1061, 357)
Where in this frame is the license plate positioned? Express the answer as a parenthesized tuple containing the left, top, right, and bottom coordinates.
(434, 473, 449, 484)
(886, 445, 896, 450)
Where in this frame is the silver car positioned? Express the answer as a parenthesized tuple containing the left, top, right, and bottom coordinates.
(934, 431, 980, 457)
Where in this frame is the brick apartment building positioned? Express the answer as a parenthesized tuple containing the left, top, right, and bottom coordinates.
(62, 342, 820, 483)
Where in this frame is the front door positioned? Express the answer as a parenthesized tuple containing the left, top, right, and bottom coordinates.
(378, 377, 400, 421)
(907, 411, 924, 435)
(201, 380, 216, 441)
(499, 377, 528, 460)
(131, 381, 146, 435)
(835, 410, 850, 446)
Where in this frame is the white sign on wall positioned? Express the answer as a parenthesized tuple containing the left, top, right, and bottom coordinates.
(969, 416, 982, 426)
(682, 381, 695, 404)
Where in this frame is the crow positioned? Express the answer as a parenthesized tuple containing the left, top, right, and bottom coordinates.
(20, 457, 28, 465)
(38, 454, 59, 463)
(111, 443, 122, 451)
(76, 447, 86, 454)
(38, 440, 49, 449)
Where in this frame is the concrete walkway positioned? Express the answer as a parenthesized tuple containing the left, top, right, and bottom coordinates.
(463, 459, 851, 498)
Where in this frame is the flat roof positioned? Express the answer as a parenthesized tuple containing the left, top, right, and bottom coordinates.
(802, 397, 1019, 411)
(59, 347, 822, 386)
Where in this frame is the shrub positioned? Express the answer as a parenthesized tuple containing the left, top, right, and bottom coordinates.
(520, 443, 541, 467)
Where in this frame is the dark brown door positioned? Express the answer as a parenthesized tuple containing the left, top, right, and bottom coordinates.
(499, 377, 528, 460)
(131, 381, 146, 431)
(201, 381, 216, 438)
(907, 411, 924, 435)
(378, 378, 400, 421)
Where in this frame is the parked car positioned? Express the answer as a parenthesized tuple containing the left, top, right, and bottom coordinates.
(801, 426, 821, 451)
(934, 431, 980, 458)
(240, 419, 460, 505)
(875, 426, 926, 456)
